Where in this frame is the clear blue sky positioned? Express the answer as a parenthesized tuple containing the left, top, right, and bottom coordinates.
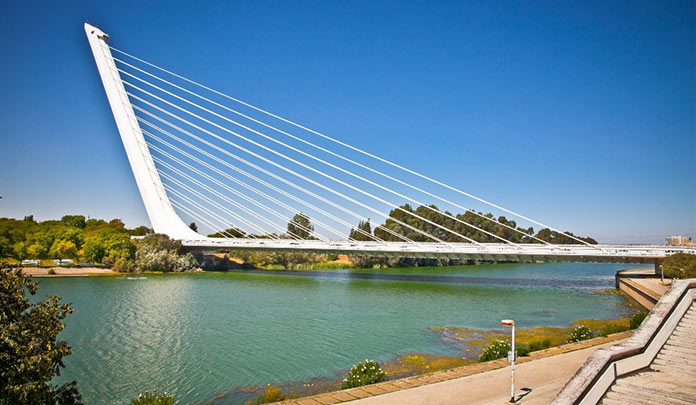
(1, 1, 694, 243)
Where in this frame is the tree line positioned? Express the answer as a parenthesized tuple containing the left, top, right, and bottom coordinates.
(206, 205, 597, 244)
(0, 215, 197, 272)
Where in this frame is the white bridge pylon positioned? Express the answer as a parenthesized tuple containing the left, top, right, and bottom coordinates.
(84, 23, 694, 263)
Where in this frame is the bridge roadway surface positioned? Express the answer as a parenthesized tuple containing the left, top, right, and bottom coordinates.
(181, 239, 695, 263)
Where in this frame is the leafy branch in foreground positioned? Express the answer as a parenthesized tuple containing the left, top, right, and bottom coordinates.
(0, 269, 82, 404)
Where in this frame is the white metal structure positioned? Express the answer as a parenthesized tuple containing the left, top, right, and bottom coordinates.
(85, 23, 695, 263)
(85, 23, 199, 240)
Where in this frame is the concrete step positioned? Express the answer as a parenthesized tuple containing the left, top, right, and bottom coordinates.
(663, 337, 696, 350)
(653, 356, 696, 369)
(620, 377, 696, 400)
(656, 352, 696, 367)
(612, 378, 696, 405)
(670, 329, 695, 340)
(605, 386, 669, 405)
(604, 390, 654, 405)
(651, 361, 696, 377)
(661, 344, 696, 357)
(601, 396, 633, 405)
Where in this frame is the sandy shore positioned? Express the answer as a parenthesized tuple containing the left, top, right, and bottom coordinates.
(19, 267, 120, 277)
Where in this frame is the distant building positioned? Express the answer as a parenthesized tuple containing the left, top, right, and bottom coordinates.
(665, 235, 694, 247)
(21, 259, 40, 266)
(52, 259, 74, 265)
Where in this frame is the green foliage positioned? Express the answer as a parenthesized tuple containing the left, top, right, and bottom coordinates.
(372, 204, 596, 244)
(60, 215, 86, 229)
(527, 338, 552, 352)
(567, 325, 595, 343)
(0, 269, 82, 404)
(661, 253, 696, 279)
(349, 219, 375, 241)
(112, 257, 135, 273)
(245, 385, 286, 405)
(0, 215, 140, 267)
(131, 390, 175, 405)
(479, 339, 511, 362)
(49, 239, 78, 260)
(341, 360, 388, 389)
(598, 323, 629, 337)
(287, 212, 314, 239)
(208, 226, 247, 238)
(629, 312, 648, 329)
(135, 234, 198, 272)
(516, 345, 530, 357)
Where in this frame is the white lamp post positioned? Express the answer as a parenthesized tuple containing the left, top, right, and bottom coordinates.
(502, 319, 516, 403)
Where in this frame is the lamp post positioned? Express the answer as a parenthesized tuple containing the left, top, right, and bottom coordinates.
(502, 319, 516, 403)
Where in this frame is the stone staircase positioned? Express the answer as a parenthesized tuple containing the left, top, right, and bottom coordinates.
(600, 301, 696, 405)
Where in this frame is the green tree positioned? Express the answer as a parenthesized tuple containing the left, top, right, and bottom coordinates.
(60, 215, 86, 229)
(662, 253, 696, 279)
(349, 219, 374, 241)
(135, 234, 198, 272)
(27, 242, 48, 259)
(13, 242, 27, 260)
(287, 213, 313, 239)
(49, 240, 78, 261)
(0, 269, 82, 404)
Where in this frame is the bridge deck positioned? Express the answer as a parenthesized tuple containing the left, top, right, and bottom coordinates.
(181, 239, 696, 263)
(600, 300, 696, 405)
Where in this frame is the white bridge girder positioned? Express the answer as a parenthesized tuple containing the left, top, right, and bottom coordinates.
(180, 239, 695, 264)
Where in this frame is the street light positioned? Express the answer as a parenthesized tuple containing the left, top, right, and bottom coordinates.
(501, 319, 516, 403)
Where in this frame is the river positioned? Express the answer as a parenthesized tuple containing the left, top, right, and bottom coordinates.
(37, 262, 646, 404)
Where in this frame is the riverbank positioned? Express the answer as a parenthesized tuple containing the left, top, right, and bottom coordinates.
(19, 266, 123, 277)
(210, 311, 644, 403)
(276, 331, 633, 404)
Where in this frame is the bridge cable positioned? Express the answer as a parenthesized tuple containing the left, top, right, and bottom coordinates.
(125, 86, 473, 247)
(145, 127, 362, 242)
(137, 113, 388, 243)
(111, 46, 596, 248)
(128, 96, 430, 245)
(151, 147, 327, 241)
(117, 67, 528, 247)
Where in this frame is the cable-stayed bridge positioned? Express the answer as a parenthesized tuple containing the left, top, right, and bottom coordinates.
(84, 23, 694, 265)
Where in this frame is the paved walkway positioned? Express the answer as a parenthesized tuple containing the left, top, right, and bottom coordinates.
(352, 341, 622, 405)
(278, 332, 633, 405)
(600, 300, 696, 405)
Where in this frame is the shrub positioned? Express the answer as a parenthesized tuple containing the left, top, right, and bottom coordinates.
(629, 312, 648, 329)
(479, 339, 511, 362)
(341, 360, 388, 389)
(599, 323, 629, 337)
(567, 325, 595, 343)
(112, 257, 135, 272)
(245, 385, 286, 404)
(47, 268, 56, 275)
(131, 390, 175, 405)
(528, 338, 552, 352)
(661, 253, 696, 279)
(516, 345, 530, 357)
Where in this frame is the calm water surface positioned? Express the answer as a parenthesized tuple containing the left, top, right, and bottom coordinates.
(37, 262, 646, 404)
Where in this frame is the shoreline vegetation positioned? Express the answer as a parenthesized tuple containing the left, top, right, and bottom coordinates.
(210, 312, 646, 403)
(1, 210, 601, 274)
